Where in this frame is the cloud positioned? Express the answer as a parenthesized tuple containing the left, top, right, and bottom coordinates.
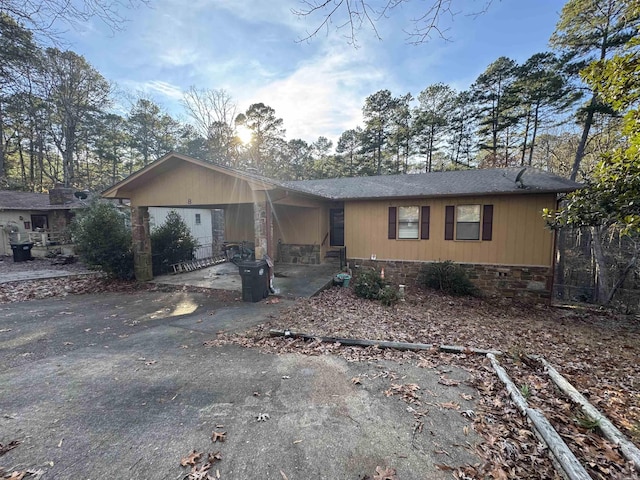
(239, 41, 387, 143)
(121, 80, 184, 103)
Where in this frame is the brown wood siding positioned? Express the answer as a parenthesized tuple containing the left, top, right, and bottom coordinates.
(125, 163, 260, 207)
(344, 194, 556, 267)
(224, 204, 254, 242)
(272, 205, 320, 244)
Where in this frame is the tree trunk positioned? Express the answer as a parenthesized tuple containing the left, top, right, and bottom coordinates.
(528, 102, 541, 166)
(520, 108, 531, 166)
(605, 253, 638, 305)
(555, 229, 567, 300)
(591, 225, 610, 304)
(0, 99, 5, 179)
(570, 96, 596, 181)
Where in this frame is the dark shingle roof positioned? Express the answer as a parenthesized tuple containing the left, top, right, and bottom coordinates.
(0, 190, 83, 210)
(282, 168, 579, 200)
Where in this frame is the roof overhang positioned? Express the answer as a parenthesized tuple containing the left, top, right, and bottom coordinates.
(102, 152, 280, 199)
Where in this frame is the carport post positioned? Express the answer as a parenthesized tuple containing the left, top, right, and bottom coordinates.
(253, 197, 272, 259)
(131, 205, 153, 281)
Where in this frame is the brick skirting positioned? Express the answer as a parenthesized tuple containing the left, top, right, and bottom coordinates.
(352, 259, 553, 302)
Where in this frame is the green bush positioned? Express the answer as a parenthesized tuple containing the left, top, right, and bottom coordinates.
(379, 285, 400, 306)
(417, 261, 478, 296)
(151, 211, 199, 275)
(352, 268, 399, 306)
(71, 200, 134, 279)
(353, 268, 386, 300)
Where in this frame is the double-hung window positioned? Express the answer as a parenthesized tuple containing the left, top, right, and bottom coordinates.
(444, 204, 493, 241)
(398, 206, 419, 239)
(455, 205, 481, 240)
(388, 206, 430, 240)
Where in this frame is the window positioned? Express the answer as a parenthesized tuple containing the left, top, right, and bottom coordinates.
(398, 206, 419, 239)
(195, 213, 201, 225)
(444, 204, 493, 241)
(30, 214, 48, 231)
(456, 205, 480, 240)
(388, 206, 430, 240)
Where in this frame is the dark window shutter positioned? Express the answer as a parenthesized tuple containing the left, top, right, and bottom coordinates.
(388, 207, 397, 239)
(482, 204, 493, 241)
(420, 206, 430, 239)
(445, 205, 454, 240)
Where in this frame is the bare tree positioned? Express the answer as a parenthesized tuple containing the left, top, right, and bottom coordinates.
(1, 0, 150, 40)
(292, 0, 492, 46)
(182, 87, 239, 165)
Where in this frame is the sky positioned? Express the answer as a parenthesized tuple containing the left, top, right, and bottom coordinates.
(61, 0, 568, 144)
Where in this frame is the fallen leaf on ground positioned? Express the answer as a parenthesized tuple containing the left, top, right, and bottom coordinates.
(438, 375, 460, 386)
(207, 452, 222, 464)
(211, 431, 226, 443)
(180, 450, 202, 467)
(0, 440, 21, 456)
(373, 466, 398, 480)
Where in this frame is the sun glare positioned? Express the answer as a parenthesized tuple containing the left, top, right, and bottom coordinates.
(236, 125, 253, 145)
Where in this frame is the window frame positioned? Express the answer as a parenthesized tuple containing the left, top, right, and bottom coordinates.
(455, 204, 481, 241)
(397, 206, 420, 239)
(444, 204, 494, 242)
(388, 205, 430, 240)
(195, 213, 201, 225)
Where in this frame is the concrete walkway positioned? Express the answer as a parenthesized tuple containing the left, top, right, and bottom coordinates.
(152, 262, 340, 298)
(0, 269, 96, 284)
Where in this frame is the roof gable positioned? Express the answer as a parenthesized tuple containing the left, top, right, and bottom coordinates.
(102, 152, 280, 199)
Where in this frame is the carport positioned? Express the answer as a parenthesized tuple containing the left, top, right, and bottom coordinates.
(102, 153, 332, 282)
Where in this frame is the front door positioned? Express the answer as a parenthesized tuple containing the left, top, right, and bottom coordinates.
(329, 208, 344, 246)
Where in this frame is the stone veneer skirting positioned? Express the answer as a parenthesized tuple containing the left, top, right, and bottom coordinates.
(278, 244, 320, 264)
(352, 259, 553, 302)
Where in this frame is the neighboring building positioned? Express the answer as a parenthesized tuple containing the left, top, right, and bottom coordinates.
(148, 207, 222, 259)
(102, 152, 580, 301)
(0, 186, 84, 257)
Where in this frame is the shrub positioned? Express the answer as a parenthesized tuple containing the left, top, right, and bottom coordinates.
(352, 268, 399, 306)
(71, 200, 134, 279)
(353, 268, 386, 300)
(378, 285, 400, 306)
(417, 261, 478, 296)
(151, 211, 199, 275)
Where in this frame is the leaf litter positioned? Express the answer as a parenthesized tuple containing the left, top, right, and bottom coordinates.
(204, 286, 640, 479)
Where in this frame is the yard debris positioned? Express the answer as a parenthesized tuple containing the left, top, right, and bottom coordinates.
(180, 450, 202, 467)
(384, 383, 421, 405)
(207, 452, 222, 464)
(256, 413, 270, 422)
(0, 440, 21, 456)
(211, 431, 226, 443)
(438, 375, 460, 387)
(373, 465, 398, 480)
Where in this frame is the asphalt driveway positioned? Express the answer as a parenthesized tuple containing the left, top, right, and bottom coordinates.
(0, 291, 479, 479)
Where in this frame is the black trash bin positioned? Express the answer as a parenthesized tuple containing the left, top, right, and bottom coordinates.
(10, 242, 34, 262)
(238, 259, 269, 302)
